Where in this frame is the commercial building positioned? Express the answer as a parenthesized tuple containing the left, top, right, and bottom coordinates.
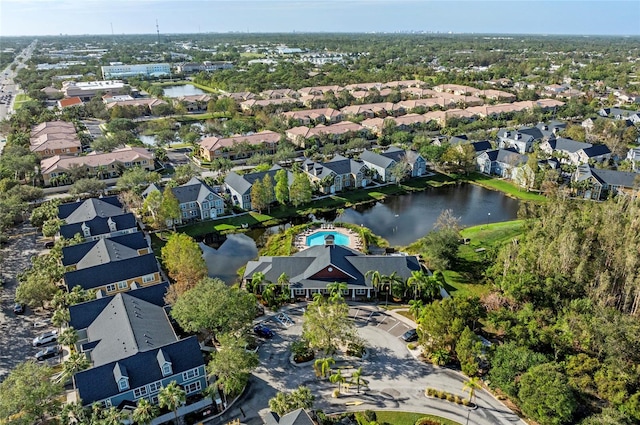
(101, 63, 170, 79)
(61, 80, 128, 101)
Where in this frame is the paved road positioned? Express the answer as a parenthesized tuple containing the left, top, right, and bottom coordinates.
(0, 41, 36, 125)
(207, 304, 524, 425)
(0, 222, 59, 379)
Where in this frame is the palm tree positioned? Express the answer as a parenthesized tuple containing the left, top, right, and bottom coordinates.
(101, 407, 126, 425)
(262, 283, 278, 308)
(329, 369, 346, 393)
(58, 327, 79, 348)
(407, 270, 428, 300)
(158, 381, 186, 424)
(59, 401, 88, 425)
(132, 398, 159, 425)
(408, 299, 424, 320)
(462, 377, 482, 403)
(350, 367, 367, 394)
(277, 272, 289, 297)
(248, 271, 266, 294)
(326, 281, 348, 302)
(385, 272, 405, 301)
(313, 357, 335, 379)
(62, 352, 90, 389)
(365, 270, 384, 295)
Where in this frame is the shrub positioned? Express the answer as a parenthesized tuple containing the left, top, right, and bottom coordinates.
(363, 411, 377, 422)
(407, 342, 417, 350)
(446, 393, 455, 402)
(347, 342, 365, 357)
(437, 390, 446, 399)
(415, 418, 441, 425)
(426, 388, 436, 396)
(462, 399, 471, 406)
(291, 338, 314, 363)
(454, 395, 462, 404)
(332, 389, 340, 398)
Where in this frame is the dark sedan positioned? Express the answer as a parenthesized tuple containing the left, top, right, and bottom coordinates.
(35, 345, 60, 361)
(401, 328, 418, 342)
(254, 324, 275, 339)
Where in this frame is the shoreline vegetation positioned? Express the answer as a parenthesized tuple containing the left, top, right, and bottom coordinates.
(174, 171, 541, 239)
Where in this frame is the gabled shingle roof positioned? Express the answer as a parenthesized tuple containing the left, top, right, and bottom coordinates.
(225, 165, 293, 197)
(58, 196, 124, 222)
(546, 137, 592, 153)
(62, 232, 149, 267)
(75, 336, 202, 406)
(360, 150, 395, 169)
(244, 244, 421, 291)
(58, 213, 137, 240)
(69, 282, 169, 331)
(471, 141, 492, 153)
(63, 252, 159, 291)
(85, 292, 177, 366)
(171, 177, 221, 205)
(581, 144, 611, 157)
(62, 233, 148, 268)
(577, 165, 639, 188)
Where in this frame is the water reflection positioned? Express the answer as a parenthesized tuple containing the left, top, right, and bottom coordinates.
(337, 184, 519, 246)
(162, 84, 207, 98)
(199, 233, 258, 284)
(200, 184, 520, 282)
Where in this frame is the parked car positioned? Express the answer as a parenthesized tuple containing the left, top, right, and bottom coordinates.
(35, 345, 60, 361)
(32, 330, 58, 346)
(13, 303, 24, 315)
(33, 318, 52, 328)
(401, 329, 418, 342)
(254, 324, 274, 339)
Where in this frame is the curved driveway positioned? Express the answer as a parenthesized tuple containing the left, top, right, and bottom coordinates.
(207, 304, 524, 425)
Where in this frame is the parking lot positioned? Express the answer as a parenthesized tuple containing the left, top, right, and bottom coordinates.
(0, 223, 60, 379)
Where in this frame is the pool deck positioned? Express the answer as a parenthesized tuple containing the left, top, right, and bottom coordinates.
(293, 225, 364, 251)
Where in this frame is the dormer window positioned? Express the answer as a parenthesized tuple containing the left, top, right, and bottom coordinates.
(107, 217, 117, 232)
(113, 362, 129, 392)
(81, 222, 90, 237)
(118, 377, 129, 391)
(157, 349, 172, 376)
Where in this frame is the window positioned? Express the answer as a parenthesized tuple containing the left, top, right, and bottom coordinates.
(118, 378, 129, 391)
(148, 381, 162, 393)
(294, 289, 305, 295)
(356, 289, 366, 295)
(150, 395, 159, 404)
(106, 284, 117, 293)
(117, 281, 128, 290)
(142, 274, 155, 283)
(190, 210, 198, 217)
(182, 368, 200, 381)
(100, 399, 112, 409)
(184, 381, 201, 394)
(202, 201, 208, 209)
(133, 386, 148, 399)
(162, 363, 172, 376)
(182, 212, 188, 218)
(180, 204, 187, 210)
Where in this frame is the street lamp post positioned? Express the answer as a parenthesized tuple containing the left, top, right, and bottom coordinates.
(486, 212, 491, 228)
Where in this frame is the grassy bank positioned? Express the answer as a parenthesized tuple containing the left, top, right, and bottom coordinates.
(374, 410, 460, 425)
(405, 220, 525, 299)
(152, 80, 220, 93)
(12, 93, 32, 110)
(465, 172, 547, 202)
(177, 174, 455, 238)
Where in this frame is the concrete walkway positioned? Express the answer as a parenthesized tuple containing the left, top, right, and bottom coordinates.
(206, 303, 525, 425)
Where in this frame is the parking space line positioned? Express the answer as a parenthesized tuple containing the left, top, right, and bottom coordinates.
(388, 321, 401, 332)
(376, 315, 388, 327)
(352, 308, 360, 319)
(366, 311, 375, 322)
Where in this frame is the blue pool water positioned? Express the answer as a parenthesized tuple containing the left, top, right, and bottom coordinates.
(306, 231, 350, 246)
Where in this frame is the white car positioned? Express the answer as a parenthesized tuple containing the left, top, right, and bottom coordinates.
(32, 330, 58, 346)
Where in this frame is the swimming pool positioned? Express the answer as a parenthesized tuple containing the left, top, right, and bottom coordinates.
(306, 231, 351, 246)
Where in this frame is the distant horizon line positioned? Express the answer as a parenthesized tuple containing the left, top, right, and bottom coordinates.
(1, 31, 639, 38)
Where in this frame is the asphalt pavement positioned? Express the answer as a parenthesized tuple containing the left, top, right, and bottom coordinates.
(206, 304, 525, 425)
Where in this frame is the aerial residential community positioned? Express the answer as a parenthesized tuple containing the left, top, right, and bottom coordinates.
(0, 1, 640, 425)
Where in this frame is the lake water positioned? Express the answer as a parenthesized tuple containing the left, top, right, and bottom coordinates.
(201, 184, 520, 283)
(336, 184, 520, 246)
(162, 84, 207, 98)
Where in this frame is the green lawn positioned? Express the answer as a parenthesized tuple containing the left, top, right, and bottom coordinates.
(441, 220, 525, 298)
(12, 93, 33, 110)
(374, 410, 460, 425)
(466, 173, 547, 202)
